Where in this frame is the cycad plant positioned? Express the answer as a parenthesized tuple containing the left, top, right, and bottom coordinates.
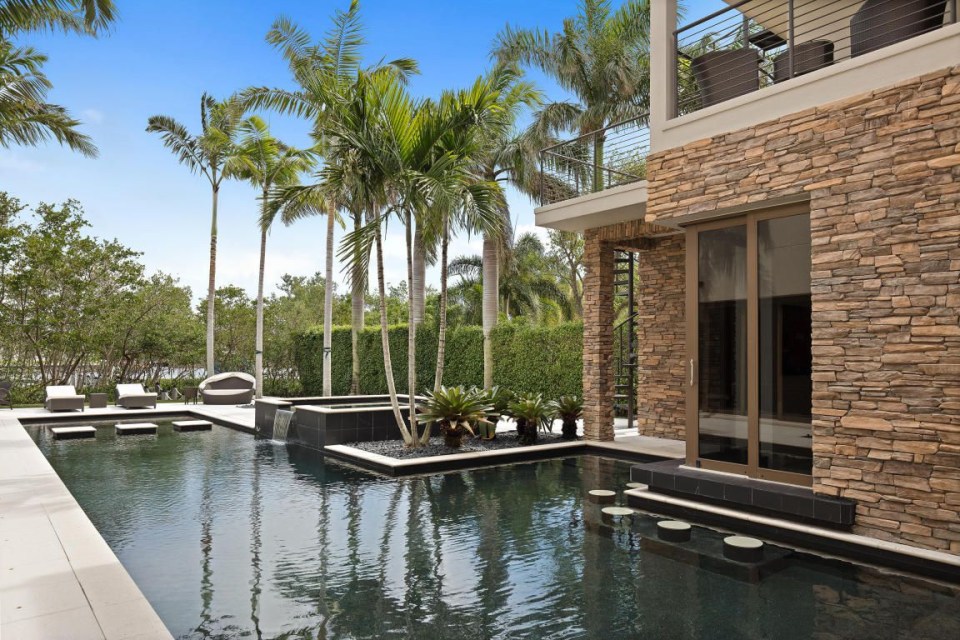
(474, 385, 513, 440)
(418, 386, 492, 449)
(549, 395, 582, 440)
(509, 392, 549, 446)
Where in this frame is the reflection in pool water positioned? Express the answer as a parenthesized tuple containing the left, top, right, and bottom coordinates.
(29, 424, 960, 639)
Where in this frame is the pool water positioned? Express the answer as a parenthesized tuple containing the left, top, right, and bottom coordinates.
(29, 424, 960, 640)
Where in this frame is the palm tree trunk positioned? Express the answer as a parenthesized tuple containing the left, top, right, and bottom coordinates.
(375, 221, 413, 445)
(255, 222, 267, 399)
(569, 259, 583, 319)
(350, 211, 364, 395)
(405, 212, 420, 447)
(322, 201, 335, 396)
(481, 231, 499, 389)
(206, 183, 219, 375)
(433, 218, 450, 393)
(412, 226, 426, 326)
(593, 133, 605, 193)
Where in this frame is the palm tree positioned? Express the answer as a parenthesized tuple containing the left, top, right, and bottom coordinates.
(450, 232, 573, 323)
(0, 42, 95, 156)
(472, 63, 542, 388)
(0, 0, 116, 35)
(494, 0, 651, 192)
(147, 94, 245, 375)
(239, 3, 416, 397)
(230, 116, 315, 398)
(1, 0, 116, 157)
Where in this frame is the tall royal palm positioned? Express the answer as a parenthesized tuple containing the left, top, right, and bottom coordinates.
(0, 0, 116, 157)
(240, 2, 416, 396)
(472, 63, 542, 389)
(231, 116, 315, 398)
(147, 94, 245, 375)
(494, 0, 651, 191)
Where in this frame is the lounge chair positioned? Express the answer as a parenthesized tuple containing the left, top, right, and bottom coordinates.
(116, 383, 158, 409)
(200, 372, 255, 405)
(45, 385, 85, 412)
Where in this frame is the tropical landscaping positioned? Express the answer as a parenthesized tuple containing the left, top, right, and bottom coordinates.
(1, 0, 641, 450)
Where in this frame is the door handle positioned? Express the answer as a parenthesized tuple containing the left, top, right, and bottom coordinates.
(690, 359, 696, 387)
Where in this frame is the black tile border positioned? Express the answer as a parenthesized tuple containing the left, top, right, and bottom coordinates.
(627, 492, 960, 585)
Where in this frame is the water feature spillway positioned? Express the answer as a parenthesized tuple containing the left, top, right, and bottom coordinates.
(271, 409, 293, 443)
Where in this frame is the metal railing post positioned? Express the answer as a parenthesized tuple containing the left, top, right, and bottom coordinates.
(787, 0, 796, 79)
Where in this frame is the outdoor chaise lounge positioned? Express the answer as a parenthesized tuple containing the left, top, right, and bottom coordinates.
(116, 383, 158, 409)
(45, 385, 85, 412)
(200, 372, 255, 405)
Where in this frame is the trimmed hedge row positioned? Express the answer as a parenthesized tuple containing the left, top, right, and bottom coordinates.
(295, 322, 582, 397)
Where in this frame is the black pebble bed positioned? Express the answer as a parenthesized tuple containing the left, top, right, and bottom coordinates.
(348, 431, 572, 459)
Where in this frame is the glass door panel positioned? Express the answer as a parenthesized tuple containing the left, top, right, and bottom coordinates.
(697, 225, 748, 465)
(758, 214, 812, 474)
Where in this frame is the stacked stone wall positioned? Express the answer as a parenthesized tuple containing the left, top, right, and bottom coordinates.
(643, 66, 960, 552)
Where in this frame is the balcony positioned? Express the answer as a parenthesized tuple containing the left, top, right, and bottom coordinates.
(536, 115, 650, 228)
(675, 0, 956, 116)
(651, 0, 960, 151)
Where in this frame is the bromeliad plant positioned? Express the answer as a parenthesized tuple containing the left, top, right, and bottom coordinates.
(419, 386, 493, 449)
(473, 385, 513, 440)
(549, 395, 582, 440)
(509, 393, 549, 446)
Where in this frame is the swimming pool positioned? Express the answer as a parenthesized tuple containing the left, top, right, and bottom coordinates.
(29, 423, 960, 639)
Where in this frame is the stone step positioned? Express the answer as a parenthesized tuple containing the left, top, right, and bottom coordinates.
(172, 420, 212, 432)
(116, 422, 158, 436)
(50, 426, 96, 440)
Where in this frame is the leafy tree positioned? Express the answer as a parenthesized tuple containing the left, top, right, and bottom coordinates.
(147, 94, 247, 375)
(547, 229, 584, 318)
(1, 198, 142, 385)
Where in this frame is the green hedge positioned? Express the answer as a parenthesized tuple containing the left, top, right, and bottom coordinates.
(295, 322, 582, 397)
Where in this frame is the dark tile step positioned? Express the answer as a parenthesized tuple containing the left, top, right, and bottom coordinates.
(631, 458, 855, 528)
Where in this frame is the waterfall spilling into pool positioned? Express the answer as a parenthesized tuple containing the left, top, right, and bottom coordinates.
(272, 409, 293, 443)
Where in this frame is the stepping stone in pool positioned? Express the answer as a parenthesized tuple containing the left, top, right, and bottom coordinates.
(601, 506, 634, 517)
(172, 420, 212, 432)
(723, 535, 765, 563)
(625, 482, 648, 490)
(50, 426, 96, 440)
(116, 422, 158, 436)
(588, 489, 617, 504)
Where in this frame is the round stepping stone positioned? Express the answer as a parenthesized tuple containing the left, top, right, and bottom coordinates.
(625, 482, 648, 490)
(723, 535, 764, 563)
(601, 506, 634, 517)
(588, 489, 616, 504)
(657, 520, 691, 542)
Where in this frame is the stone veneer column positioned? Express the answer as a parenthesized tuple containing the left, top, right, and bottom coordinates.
(635, 235, 687, 440)
(582, 230, 615, 441)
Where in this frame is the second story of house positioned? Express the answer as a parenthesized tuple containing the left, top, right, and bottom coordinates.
(536, 0, 960, 231)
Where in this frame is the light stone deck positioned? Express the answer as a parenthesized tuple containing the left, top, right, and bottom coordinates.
(0, 415, 172, 639)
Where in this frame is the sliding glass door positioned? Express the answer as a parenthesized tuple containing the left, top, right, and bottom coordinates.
(686, 207, 812, 485)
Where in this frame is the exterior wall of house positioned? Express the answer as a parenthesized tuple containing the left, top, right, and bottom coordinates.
(636, 234, 687, 440)
(643, 65, 960, 552)
(582, 220, 671, 441)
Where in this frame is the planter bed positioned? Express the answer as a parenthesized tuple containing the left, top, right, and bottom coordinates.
(348, 431, 570, 459)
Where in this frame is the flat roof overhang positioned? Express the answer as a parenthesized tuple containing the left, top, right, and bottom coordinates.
(534, 180, 648, 232)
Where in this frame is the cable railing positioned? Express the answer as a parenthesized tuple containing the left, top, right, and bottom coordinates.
(675, 0, 957, 117)
(539, 114, 650, 206)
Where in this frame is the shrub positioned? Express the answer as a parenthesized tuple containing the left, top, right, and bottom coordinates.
(295, 322, 582, 398)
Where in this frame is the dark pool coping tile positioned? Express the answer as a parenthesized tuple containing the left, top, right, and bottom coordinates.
(625, 488, 960, 586)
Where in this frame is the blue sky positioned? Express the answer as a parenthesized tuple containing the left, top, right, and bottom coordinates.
(2, 0, 724, 301)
